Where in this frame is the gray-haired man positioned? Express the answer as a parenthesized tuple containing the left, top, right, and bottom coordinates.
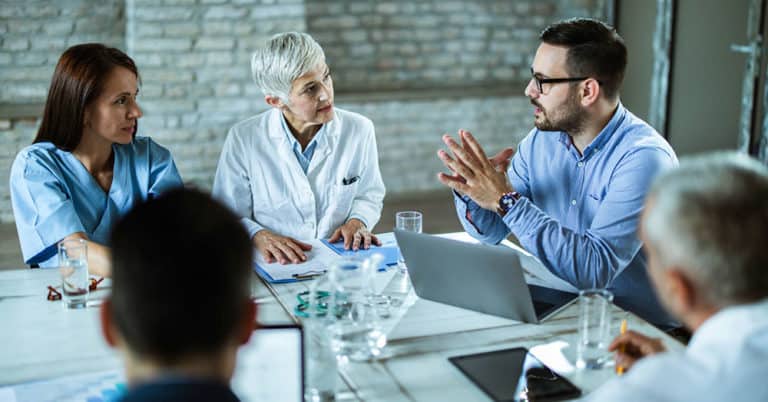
(586, 152, 768, 401)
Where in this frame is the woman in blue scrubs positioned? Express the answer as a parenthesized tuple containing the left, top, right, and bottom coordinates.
(9, 44, 183, 276)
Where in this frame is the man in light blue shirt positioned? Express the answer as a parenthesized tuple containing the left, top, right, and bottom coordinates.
(437, 18, 678, 327)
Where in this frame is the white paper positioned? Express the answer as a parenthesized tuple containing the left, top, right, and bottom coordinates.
(254, 239, 339, 282)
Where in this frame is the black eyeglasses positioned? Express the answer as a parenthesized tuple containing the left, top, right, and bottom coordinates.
(530, 68, 590, 94)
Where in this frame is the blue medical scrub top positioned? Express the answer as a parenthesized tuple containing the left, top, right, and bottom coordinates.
(9, 136, 183, 267)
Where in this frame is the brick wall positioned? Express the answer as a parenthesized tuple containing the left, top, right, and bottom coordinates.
(0, 0, 125, 102)
(340, 96, 534, 194)
(0, 0, 606, 223)
(127, 0, 306, 187)
(308, 0, 601, 92)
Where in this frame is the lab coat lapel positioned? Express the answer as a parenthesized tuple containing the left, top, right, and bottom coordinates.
(307, 117, 337, 175)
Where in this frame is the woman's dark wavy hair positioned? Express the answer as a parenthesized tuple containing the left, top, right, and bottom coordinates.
(33, 43, 139, 151)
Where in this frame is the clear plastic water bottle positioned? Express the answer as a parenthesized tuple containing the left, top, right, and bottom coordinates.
(325, 257, 387, 364)
(303, 275, 338, 402)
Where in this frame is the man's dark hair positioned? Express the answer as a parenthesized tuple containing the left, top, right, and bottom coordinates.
(540, 18, 627, 100)
(109, 188, 252, 363)
(34, 43, 140, 150)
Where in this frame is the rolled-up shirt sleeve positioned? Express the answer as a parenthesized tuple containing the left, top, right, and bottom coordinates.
(347, 120, 385, 229)
(212, 127, 265, 240)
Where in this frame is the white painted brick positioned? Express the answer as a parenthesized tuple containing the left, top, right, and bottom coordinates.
(204, 6, 248, 19)
(2, 38, 29, 51)
(135, 24, 163, 37)
(194, 37, 236, 50)
(250, 4, 304, 19)
(139, 68, 194, 83)
(164, 23, 202, 37)
(133, 38, 193, 52)
(14, 52, 48, 66)
(134, 7, 195, 21)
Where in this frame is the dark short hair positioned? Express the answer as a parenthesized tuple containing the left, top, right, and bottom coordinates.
(540, 18, 627, 100)
(109, 188, 252, 363)
(34, 43, 139, 151)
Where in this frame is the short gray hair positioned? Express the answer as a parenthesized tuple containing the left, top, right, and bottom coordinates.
(251, 32, 326, 101)
(644, 152, 768, 307)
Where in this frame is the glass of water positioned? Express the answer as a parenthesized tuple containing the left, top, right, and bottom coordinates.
(58, 238, 89, 309)
(395, 211, 422, 273)
(576, 289, 614, 369)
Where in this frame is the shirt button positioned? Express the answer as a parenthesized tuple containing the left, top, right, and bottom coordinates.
(577, 162, 584, 167)
(571, 200, 577, 206)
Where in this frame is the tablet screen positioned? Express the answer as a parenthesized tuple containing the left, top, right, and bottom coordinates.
(231, 325, 303, 402)
(449, 347, 581, 402)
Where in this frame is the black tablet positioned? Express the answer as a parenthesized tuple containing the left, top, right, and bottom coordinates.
(449, 347, 581, 402)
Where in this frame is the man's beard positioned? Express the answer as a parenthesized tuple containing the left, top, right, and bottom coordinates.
(533, 89, 587, 134)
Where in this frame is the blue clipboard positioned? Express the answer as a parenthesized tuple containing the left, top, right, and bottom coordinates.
(320, 239, 400, 271)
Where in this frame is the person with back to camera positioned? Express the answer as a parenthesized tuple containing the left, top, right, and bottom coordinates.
(585, 152, 768, 402)
(103, 188, 256, 402)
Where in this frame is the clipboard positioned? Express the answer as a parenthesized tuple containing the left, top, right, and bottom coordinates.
(253, 233, 401, 283)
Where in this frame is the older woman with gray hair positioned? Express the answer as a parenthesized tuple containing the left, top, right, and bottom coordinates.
(213, 32, 385, 265)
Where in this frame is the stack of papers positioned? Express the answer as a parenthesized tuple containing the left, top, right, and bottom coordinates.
(254, 233, 400, 283)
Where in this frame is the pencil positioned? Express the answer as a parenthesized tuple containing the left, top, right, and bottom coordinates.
(616, 319, 627, 375)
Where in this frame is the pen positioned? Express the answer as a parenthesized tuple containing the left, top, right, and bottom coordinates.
(616, 319, 627, 376)
(342, 176, 360, 185)
(292, 270, 327, 280)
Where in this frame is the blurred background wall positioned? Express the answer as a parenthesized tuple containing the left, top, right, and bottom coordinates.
(0, 0, 609, 223)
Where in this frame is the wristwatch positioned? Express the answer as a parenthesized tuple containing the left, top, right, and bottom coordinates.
(497, 191, 521, 215)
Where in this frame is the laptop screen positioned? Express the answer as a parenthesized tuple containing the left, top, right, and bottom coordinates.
(231, 325, 303, 402)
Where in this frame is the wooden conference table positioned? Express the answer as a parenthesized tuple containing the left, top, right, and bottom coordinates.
(0, 234, 683, 401)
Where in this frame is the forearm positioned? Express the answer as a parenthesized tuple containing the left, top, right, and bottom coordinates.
(501, 198, 636, 288)
(86, 241, 112, 278)
(453, 192, 509, 244)
(62, 233, 112, 277)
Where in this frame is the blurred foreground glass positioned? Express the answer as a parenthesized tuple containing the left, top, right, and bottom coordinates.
(395, 211, 422, 273)
(576, 289, 614, 369)
(58, 239, 89, 309)
(325, 258, 387, 363)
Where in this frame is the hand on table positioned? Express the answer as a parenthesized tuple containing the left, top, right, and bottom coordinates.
(253, 230, 312, 264)
(329, 218, 381, 251)
(437, 129, 516, 209)
(608, 330, 666, 372)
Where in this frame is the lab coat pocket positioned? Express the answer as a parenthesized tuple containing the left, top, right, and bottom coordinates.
(329, 182, 359, 224)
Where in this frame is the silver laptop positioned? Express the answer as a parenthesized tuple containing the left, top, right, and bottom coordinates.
(395, 230, 577, 323)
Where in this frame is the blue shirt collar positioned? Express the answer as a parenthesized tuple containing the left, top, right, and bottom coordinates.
(280, 113, 326, 153)
(557, 103, 627, 160)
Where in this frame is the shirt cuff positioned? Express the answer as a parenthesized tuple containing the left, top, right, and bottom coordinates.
(454, 190, 484, 235)
(241, 218, 265, 241)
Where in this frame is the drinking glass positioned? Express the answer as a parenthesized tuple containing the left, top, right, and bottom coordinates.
(395, 211, 422, 273)
(58, 239, 89, 309)
(576, 289, 614, 369)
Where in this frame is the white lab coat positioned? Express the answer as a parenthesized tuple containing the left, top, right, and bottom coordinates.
(212, 107, 385, 241)
(584, 298, 768, 402)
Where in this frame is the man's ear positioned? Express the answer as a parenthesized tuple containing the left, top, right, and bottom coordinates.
(579, 78, 601, 107)
(100, 299, 119, 348)
(265, 95, 284, 109)
(665, 268, 698, 315)
(237, 300, 257, 346)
